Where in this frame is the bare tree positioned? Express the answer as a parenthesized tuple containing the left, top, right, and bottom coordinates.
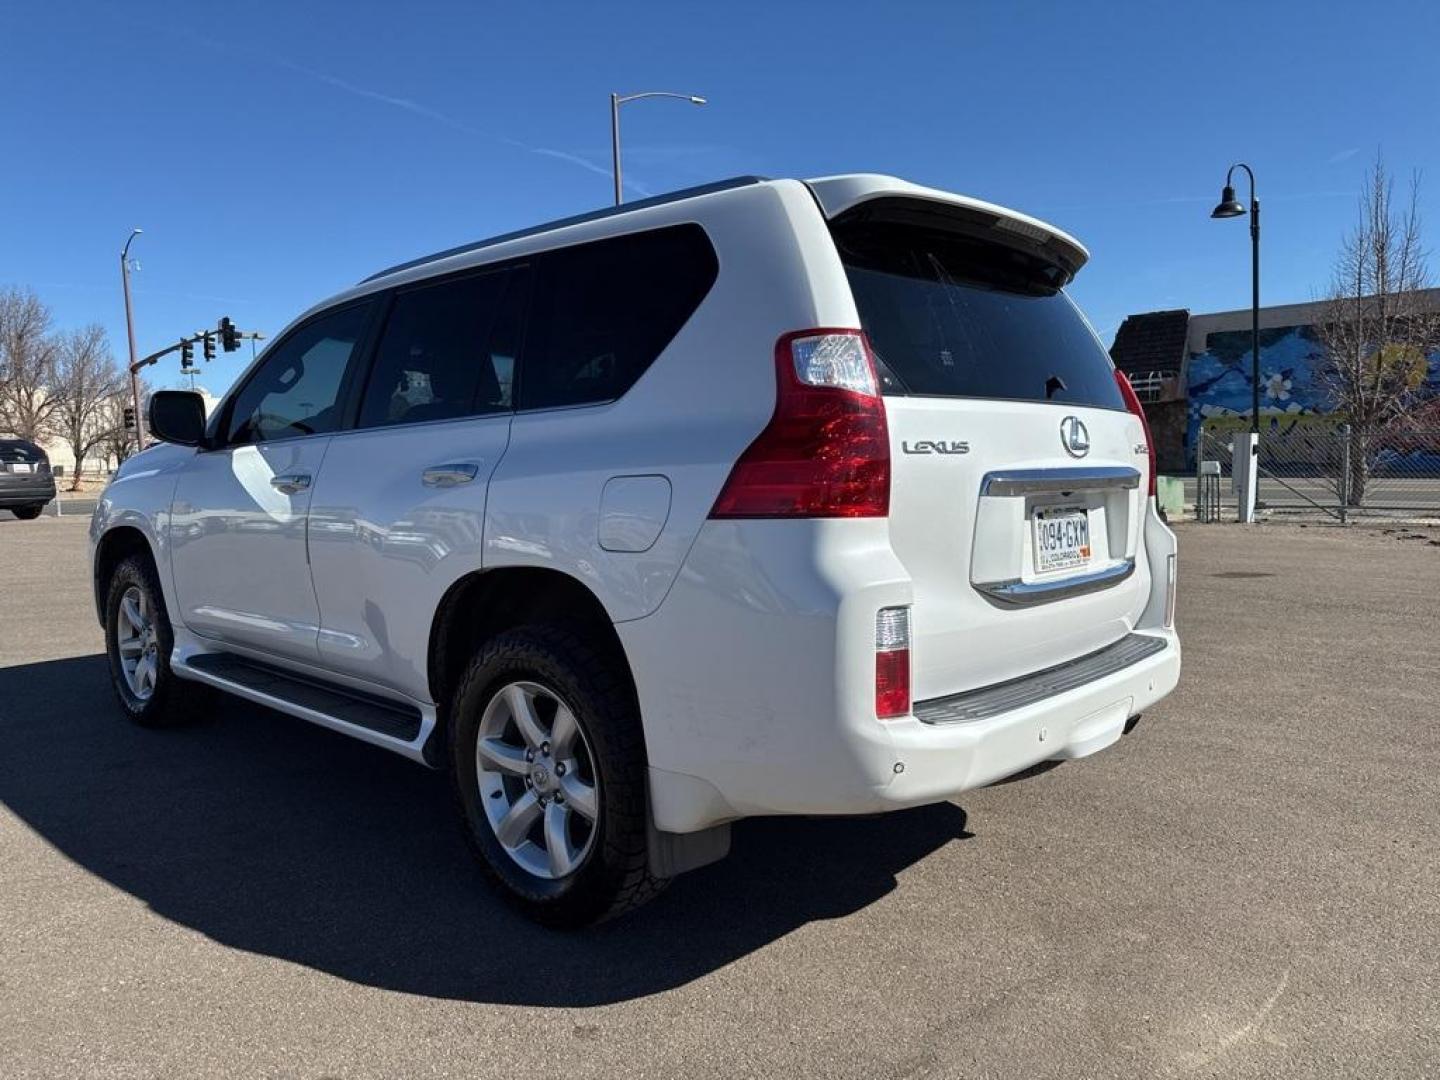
(0, 287, 60, 441)
(1315, 155, 1440, 505)
(52, 325, 124, 489)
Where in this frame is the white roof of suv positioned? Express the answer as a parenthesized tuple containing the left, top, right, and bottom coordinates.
(359, 173, 1088, 289)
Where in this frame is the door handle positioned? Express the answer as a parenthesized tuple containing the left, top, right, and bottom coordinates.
(270, 473, 311, 495)
(422, 462, 481, 488)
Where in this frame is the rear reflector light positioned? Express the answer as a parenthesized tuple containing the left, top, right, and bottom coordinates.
(1164, 553, 1177, 628)
(875, 606, 911, 719)
(709, 329, 890, 519)
(1114, 370, 1156, 497)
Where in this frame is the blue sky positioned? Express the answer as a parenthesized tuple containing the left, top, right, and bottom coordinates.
(4, 0, 1438, 396)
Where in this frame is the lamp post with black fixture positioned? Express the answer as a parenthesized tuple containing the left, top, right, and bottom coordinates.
(1210, 164, 1261, 434)
(1210, 163, 1261, 521)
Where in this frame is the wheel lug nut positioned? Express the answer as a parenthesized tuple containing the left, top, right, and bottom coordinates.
(555, 762, 566, 776)
(541, 742, 550, 756)
(554, 792, 564, 804)
(525, 749, 535, 763)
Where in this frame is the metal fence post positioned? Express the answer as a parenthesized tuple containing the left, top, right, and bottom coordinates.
(1338, 423, 1350, 524)
(1194, 429, 1203, 521)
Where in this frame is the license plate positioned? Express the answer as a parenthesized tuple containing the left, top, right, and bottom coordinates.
(9, 463, 33, 474)
(1033, 506, 1091, 574)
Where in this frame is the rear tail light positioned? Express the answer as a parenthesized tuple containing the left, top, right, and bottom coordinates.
(709, 329, 889, 518)
(1114, 369, 1157, 497)
(875, 606, 911, 719)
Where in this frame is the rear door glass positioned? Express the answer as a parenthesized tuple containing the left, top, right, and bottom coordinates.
(358, 268, 514, 429)
(834, 219, 1124, 409)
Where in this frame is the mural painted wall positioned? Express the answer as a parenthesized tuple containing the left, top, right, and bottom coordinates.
(1185, 324, 1440, 466)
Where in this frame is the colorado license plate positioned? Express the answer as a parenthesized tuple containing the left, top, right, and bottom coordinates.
(1033, 507, 1091, 574)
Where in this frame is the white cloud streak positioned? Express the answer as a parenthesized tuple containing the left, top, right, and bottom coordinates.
(270, 56, 645, 194)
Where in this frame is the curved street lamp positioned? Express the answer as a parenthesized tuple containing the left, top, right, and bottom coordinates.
(120, 228, 146, 448)
(1210, 163, 1260, 435)
(610, 91, 707, 206)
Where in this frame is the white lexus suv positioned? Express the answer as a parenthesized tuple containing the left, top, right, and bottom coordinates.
(91, 174, 1180, 925)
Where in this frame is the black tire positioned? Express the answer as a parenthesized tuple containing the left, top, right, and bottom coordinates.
(10, 504, 44, 520)
(103, 553, 207, 728)
(449, 625, 665, 927)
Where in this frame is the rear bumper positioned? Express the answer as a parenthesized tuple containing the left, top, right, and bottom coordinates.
(0, 476, 56, 506)
(623, 509, 1180, 834)
(860, 629, 1178, 806)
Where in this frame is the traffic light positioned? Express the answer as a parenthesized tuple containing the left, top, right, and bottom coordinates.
(123, 406, 136, 431)
(202, 332, 216, 362)
(180, 338, 194, 368)
(219, 316, 240, 352)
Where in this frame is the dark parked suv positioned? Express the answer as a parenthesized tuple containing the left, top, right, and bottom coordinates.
(0, 439, 56, 519)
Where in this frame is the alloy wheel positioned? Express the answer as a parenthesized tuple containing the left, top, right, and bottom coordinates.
(475, 680, 600, 880)
(115, 585, 159, 701)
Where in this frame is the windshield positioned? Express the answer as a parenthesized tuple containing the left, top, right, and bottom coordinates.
(833, 219, 1124, 409)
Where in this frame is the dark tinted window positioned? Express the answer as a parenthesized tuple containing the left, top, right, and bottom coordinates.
(834, 221, 1124, 409)
(520, 224, 717, 410)
(0, 440, 43, 463)
(358, 269, 514, 428)
(225, 303, 371, 445)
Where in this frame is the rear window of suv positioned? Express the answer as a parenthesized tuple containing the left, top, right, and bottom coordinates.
(0, 440, 43, 463)
(832, 215, 1124, 410)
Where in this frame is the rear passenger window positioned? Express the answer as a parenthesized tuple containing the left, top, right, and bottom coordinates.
(520, 224, 717, 410)
(358, 269, 514, 428)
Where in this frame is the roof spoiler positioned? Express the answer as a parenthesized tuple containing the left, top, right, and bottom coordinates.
(805, 175, 1089, 284)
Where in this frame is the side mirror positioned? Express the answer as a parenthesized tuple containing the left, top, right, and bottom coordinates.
(148, 390, 207, 447)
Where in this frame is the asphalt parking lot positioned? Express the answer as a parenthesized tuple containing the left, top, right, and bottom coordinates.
(1, 515, 1437, 1079)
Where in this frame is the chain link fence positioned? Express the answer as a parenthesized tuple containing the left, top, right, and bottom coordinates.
(1194, 423, 1440, 521)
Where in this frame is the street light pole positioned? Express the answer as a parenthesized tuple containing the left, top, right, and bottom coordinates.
(610, 93, 622, 207)
(609, 91, 707, 206)
(1210, 164, 1260, 435)
(120, 228, 146, 450)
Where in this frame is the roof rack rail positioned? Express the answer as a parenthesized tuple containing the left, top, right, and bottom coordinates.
(360, 175, 770, 284)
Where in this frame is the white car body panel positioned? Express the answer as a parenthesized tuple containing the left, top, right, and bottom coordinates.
(91, 172, 1181, 845)
(169, 437, 331, 661)
(306, 414, 512, 697)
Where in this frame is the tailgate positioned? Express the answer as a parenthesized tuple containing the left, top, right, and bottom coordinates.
(826, 190, 1151, 698)
(886, 396, 1147, 699)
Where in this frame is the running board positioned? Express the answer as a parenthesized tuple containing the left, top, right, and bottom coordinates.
(176, 651, 437, 764)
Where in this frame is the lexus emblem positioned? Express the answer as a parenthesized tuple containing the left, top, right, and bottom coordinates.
(1060, 416, 1090, 458)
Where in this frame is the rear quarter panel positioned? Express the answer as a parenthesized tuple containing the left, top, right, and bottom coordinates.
(484, 179, 848, 623)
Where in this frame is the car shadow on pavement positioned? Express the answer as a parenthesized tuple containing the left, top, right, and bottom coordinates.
(0, 654, 973, 1006)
